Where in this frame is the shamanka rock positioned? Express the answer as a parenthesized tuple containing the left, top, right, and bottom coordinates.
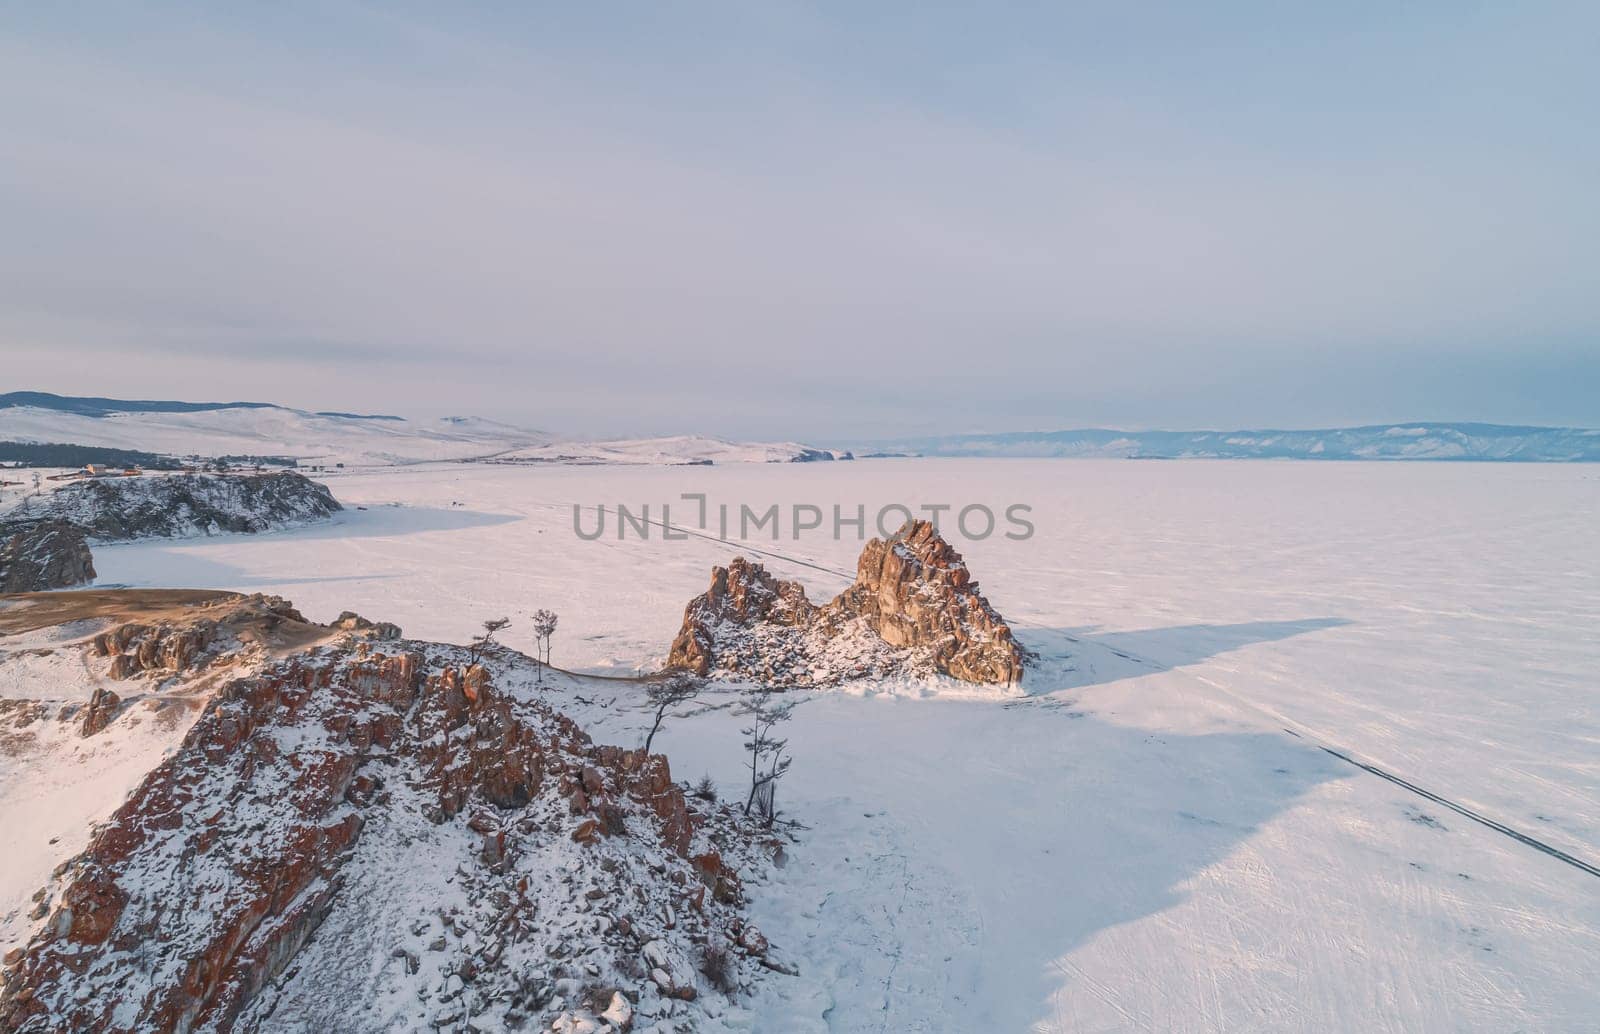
(667, 519, 1026, 686)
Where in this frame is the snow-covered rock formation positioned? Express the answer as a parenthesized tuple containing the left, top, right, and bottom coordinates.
(667, 520, 1026, 687)
(10, 471, 341, 541)
(0, 521, 95, 592)
(0, 592, 775, 1033)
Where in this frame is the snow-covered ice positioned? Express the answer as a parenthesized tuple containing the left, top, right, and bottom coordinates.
(82, 458, 1600, 1031)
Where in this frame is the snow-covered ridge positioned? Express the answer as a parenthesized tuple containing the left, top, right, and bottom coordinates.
(0, 393, 846, 467)
(0, 400, 553, 468)
(484, 434, 850, 466)
(1, 472, 341, 542)
(855, 422, 1600, 462)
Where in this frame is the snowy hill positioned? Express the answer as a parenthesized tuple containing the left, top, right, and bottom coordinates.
(0, 393, 551, 467)
(0, 393, 843, 467)
(1, 472, 342, 541)
(855, 422, 1600, 462)
(486, 434, 850, 466)
(0, 391, 291, 419)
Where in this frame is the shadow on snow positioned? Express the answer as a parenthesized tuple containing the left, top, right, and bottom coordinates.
(631, 677, 1350, 1030)
(1018, 617, 1352, 695)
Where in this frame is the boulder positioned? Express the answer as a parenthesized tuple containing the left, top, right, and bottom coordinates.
(333, 611, 402, 640)
(642, 940, 697, 1000)
(79, 687, 122, 737)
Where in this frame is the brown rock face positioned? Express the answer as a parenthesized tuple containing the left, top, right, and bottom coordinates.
(666, 519, 1025, 686)
(95, 619, 221, 680)
(827, 519, 1025, 684)
(0, 520, 95, 593)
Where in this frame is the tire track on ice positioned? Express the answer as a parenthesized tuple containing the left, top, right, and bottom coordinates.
(1058, 632, 1600, 882)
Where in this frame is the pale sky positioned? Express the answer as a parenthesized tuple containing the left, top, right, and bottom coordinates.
(2, 3, 1596, 437)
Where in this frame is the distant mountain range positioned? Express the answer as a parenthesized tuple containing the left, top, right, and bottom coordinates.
(0, 391, 399, 421)
(850, 423, 1600, 462)
(6, 394, 1593, 464)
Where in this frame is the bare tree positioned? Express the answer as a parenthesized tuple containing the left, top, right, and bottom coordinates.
(642, 673, 700, 755)
(531, 609, 559, 682)
(469, 617, 511, 665)
(737, 687, 793, 826)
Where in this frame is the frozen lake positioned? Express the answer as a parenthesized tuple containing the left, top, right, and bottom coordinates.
(94, 459, 1600, 1031)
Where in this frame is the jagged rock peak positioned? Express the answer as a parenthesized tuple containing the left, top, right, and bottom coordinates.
(667, 519, 1026, 687)
(840, 519, 1025, 684)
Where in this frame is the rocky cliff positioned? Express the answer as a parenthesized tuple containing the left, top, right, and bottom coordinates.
(668, 520, 1026, 687)
(0, 597, 773, 1034)
(10, 471, 341, 541)
(0, 520, 95, 592)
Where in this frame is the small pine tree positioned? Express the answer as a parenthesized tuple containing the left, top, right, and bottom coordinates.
(737, 686, 793, 827)
(642, 673, 700, 755)
(531, 609, 559, 682)
(469, 617, 511, 665)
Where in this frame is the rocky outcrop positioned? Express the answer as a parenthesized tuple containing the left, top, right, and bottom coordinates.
(666, 557, 817, 677)
(0, 520, 95, 592)
(786, 447, 849, 462)
(1, 643, 772, 1033)
(332, 609, 402, 640)
(668, 519, 1026, 686)
(828, 519, 1025, 683)
(78, 686, 122, 736)
(90, 593, 314, 683)
(14, 471, 341, 541)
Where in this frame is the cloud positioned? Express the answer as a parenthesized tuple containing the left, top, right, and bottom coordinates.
(1, 5, 1596, 435)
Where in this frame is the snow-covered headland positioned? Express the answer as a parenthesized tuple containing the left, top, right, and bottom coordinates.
(0, 592, 784, 1032)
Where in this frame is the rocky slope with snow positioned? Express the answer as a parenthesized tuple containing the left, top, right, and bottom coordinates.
(0, 591, 779, 1033)
(668, 519, 1026, 687)
(0, 522, 95, 592)
(3, 472, 341, 542)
